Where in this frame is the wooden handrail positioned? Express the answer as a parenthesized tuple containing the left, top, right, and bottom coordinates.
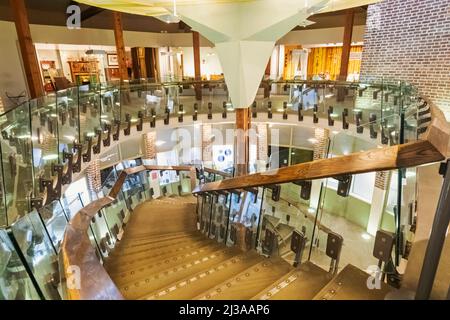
(59, 165, 196, 300)
(193, 103, 449, 194)
(203, 167, 233, 178)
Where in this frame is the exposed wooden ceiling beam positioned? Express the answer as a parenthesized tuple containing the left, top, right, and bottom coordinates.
(81, 6, 105, 22)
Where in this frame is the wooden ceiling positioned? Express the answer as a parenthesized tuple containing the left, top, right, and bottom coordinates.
(0, 0, 367, 33)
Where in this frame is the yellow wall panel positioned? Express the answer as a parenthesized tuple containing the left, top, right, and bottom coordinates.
(306, 46, 363, 80)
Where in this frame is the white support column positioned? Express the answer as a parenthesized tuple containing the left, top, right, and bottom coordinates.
(256, 123, 268, 172)
(367, 171, 390, 236)
(202, 123, 213, 167)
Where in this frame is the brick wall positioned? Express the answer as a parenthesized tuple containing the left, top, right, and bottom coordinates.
(360, 0, 450, 119)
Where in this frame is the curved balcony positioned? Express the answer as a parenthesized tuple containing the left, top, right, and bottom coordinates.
(0, 78, 447, 300)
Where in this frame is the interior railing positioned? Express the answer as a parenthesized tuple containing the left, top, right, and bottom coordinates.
(193, 101, 449, 300)
(59, 165, 196, 300)
(53, 99, 447, 300)
(0, 77, 446, 300)
(0, 77, 425, 228)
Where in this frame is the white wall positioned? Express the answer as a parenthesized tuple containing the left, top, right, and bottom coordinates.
(181, 47, 222, 78)
(0, 21, 365, 110)
(0, 21, 27, 110)
(277, 26, 365, 46)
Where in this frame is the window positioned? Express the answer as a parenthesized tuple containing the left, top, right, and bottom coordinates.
(350, 172, 376, 203)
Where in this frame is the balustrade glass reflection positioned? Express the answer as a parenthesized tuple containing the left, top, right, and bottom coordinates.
(209, 193, 230, 242)
(0, 229, 41, 300)
(10, 211, 60, 300)
(225, 192, 243, 246)
(259, 184, 316, 261)
(0, 103, 34, 225)
(37, 200, 68, 250)
(56, 87, 80, 160)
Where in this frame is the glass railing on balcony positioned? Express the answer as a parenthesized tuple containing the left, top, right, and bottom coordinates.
(0, 78, 423, 228)
(0, 229, 42, 300)
(9, 210, 60, 300)
(0, 75, 442, 300)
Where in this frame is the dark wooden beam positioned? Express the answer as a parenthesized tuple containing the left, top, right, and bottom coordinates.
(193, 31, 202, 100)
(81, 6, 105, 22)
(112, 11, 129, 81)
(9, 0, 44, 99)
(235, 108, 251, 176)
(338, 9, 355, 81)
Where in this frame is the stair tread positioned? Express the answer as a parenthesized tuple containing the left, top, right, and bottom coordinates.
(145, 251, 264, 300)
(193, 256, 293, 300)
(111, 234, 206, 257)
(118, 232, 201, 248)
(312, 264, 393, 300)
(108, 239, 219, 276)
(107, 240, 222, 276)
(105, 238, 213, 271)
(121, 230, 199, 243)
(251, 261, 333, 300)
(119, 247, 242, 300)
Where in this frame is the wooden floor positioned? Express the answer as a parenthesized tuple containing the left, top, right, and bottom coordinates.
(105, 196, 394, 300)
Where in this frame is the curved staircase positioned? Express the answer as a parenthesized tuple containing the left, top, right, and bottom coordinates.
(105, 195, 392, 300)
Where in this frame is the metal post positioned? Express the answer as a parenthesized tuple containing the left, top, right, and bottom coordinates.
(255, 188, 265, 249)
(415, 160, 450, 300)
(224, 194, 232, 244)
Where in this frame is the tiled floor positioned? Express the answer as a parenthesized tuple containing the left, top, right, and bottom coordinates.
(262, 193, 378, 274)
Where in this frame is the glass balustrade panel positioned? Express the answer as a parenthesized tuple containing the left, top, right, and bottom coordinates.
(225, 192, 244, 246)
(37, 200, 68, 250)
(0, 103, 34, 225)
(10, 211, 60, 300)
(56, 87, 80, 160)
(0, 229, 41, 300)
(78, 84, 101, 154)
(209, 193, 230, 242)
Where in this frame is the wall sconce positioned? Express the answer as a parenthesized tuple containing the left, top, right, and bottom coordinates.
(283, 102, 288, 120)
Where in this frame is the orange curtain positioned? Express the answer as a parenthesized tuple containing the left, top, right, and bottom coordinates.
(307, 46, 363, 80)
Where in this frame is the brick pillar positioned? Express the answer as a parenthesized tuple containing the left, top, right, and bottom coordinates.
(86, 159, 101, 194)
(143, 132, 157, 160)
(313, 128, 329, 160)
(202, 124, 213, 166)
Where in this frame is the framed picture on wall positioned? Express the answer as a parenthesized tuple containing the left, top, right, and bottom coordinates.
(107, 54, 119, 66)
